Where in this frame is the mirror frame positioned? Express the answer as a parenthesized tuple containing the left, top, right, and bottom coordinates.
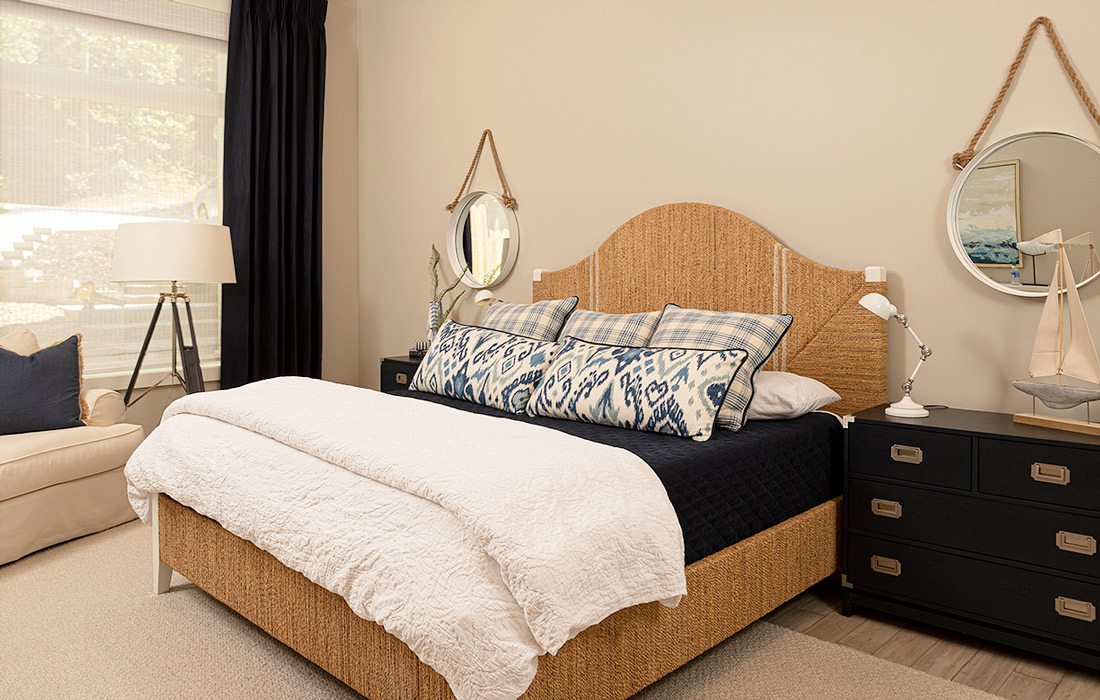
(947, 130, 1100, 297)
(446, 191, 520, 289)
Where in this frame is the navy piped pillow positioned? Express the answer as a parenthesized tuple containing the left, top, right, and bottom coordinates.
(0, 335, 85, 435)
(410, 321, 559, 413)
(527, 336, 749, 441)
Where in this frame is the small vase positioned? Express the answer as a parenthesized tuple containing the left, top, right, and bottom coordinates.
(427, 299, 442, 341)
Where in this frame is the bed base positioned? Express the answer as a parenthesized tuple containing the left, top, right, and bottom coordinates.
(154, 494, 840, 700)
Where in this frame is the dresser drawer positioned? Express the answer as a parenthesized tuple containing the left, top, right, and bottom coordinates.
(979, 439, 1100, 512)
(848, 423, 971, 489)
(380, 359, 420, 393)
(848, 534, 1100, 648)
(848, 478, 1100, 579)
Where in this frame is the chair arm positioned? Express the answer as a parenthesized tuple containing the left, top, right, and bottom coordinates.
(81, 388, 126, 427)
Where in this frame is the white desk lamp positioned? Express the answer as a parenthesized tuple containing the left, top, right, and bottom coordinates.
(474, 289, 497, 306)
(111, 222, 236, 406)
(860, 293, 932, 418)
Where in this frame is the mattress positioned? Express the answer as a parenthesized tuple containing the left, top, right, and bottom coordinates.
(395, 390, 843, 565)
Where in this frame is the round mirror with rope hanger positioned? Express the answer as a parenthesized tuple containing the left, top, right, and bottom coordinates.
(443, 129, 521, 289)
(947, 17, 1100, 297)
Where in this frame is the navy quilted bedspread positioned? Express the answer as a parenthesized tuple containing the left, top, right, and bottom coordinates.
(395, 390, 843, 565)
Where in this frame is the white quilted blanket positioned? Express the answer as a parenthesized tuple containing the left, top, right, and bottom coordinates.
(125, 378, 686, 700)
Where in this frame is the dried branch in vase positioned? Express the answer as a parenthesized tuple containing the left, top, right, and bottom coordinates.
(427, 244, 467, 339)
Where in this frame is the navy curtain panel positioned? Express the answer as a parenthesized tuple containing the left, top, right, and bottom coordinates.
(220, 0, 328, 389)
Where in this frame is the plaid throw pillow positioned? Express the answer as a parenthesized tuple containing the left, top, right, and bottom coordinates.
(649, 304, 792, 432)
(480, 297, 579, 341)
(559, 309, 662, 347)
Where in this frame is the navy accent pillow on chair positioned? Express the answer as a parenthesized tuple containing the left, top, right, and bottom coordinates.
(0, 335, 85, 435)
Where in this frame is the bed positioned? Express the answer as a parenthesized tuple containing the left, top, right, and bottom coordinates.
(399, 390, 844, 567)
(145, 202, 887, 699)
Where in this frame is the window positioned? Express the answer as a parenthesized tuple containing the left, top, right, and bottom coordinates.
(0, 0, 228, 378)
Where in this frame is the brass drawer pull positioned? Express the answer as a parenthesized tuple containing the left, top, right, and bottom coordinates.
(395, 372, 409, 385)
(1057, 531, 1097, 556)
(1031, 462, 1071, 486)
(870, 555, 901, 576)
(890, 444, 923, 465)
(1055, 596, 1096, 622)
(871, 498, 903, 519)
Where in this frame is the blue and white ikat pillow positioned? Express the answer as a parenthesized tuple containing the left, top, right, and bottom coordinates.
(527, 336, 748, 441)
(409, 321, 558, 413)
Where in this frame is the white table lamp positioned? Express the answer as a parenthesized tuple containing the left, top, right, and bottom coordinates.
(859, 293, 932, 418)
(111, 222, 235, 405)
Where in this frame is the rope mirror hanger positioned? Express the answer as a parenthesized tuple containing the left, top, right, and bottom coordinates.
(952, 16, 1100, 170)
(445, 129, 517, 211)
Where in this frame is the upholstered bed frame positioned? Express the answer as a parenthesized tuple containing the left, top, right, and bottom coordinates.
(153, 202, 888, 699)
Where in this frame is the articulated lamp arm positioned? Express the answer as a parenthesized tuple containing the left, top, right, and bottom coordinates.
(896, 314, 932, 396)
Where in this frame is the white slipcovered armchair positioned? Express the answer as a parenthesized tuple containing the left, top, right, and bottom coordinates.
(0, 330, 144, 565)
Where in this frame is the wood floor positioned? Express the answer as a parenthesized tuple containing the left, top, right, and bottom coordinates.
(764, 583, 1100, 700)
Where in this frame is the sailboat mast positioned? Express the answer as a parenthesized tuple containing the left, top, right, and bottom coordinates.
(1058, 242, 1065, 383)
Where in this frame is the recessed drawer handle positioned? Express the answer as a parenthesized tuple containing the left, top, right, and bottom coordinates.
(871, 498, 903, 519)
(1057, 531, 1097, 556)
(870, 555, 901, 576)
(395, 372, 409, 385)
(1055, 596, 1096, 622)
(890, 444, 923, 465)
(1031, 462, 1071, 485)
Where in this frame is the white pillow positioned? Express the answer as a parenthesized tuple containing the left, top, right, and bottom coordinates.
(747, 371, 840, 420)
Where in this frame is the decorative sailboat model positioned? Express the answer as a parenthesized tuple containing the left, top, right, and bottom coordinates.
(1012, 229, 1100, 436)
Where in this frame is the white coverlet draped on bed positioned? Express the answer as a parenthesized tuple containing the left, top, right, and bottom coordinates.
(126, 378, 686, 700)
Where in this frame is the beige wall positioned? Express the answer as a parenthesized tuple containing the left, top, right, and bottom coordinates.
(322, 0, 361, 385)
(358, 0, 1100, 419)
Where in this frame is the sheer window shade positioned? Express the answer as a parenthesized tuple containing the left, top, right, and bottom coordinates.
(0, 0, 228, 378)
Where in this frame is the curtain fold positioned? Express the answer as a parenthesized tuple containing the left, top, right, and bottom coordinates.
(220, 0, 327, 388)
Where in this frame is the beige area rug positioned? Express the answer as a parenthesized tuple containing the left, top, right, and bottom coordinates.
(1, 522, 999, 700)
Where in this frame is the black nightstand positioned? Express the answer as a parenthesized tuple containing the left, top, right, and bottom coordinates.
(843, 406, 1100, 671)
(380, 355, 423, 393)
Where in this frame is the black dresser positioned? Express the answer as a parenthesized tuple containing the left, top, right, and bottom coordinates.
(380, 355, 423, 393)
(843, 406, 1100, 670)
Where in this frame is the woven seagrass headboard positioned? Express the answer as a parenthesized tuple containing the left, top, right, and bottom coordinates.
(532, 202, 888, 415)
